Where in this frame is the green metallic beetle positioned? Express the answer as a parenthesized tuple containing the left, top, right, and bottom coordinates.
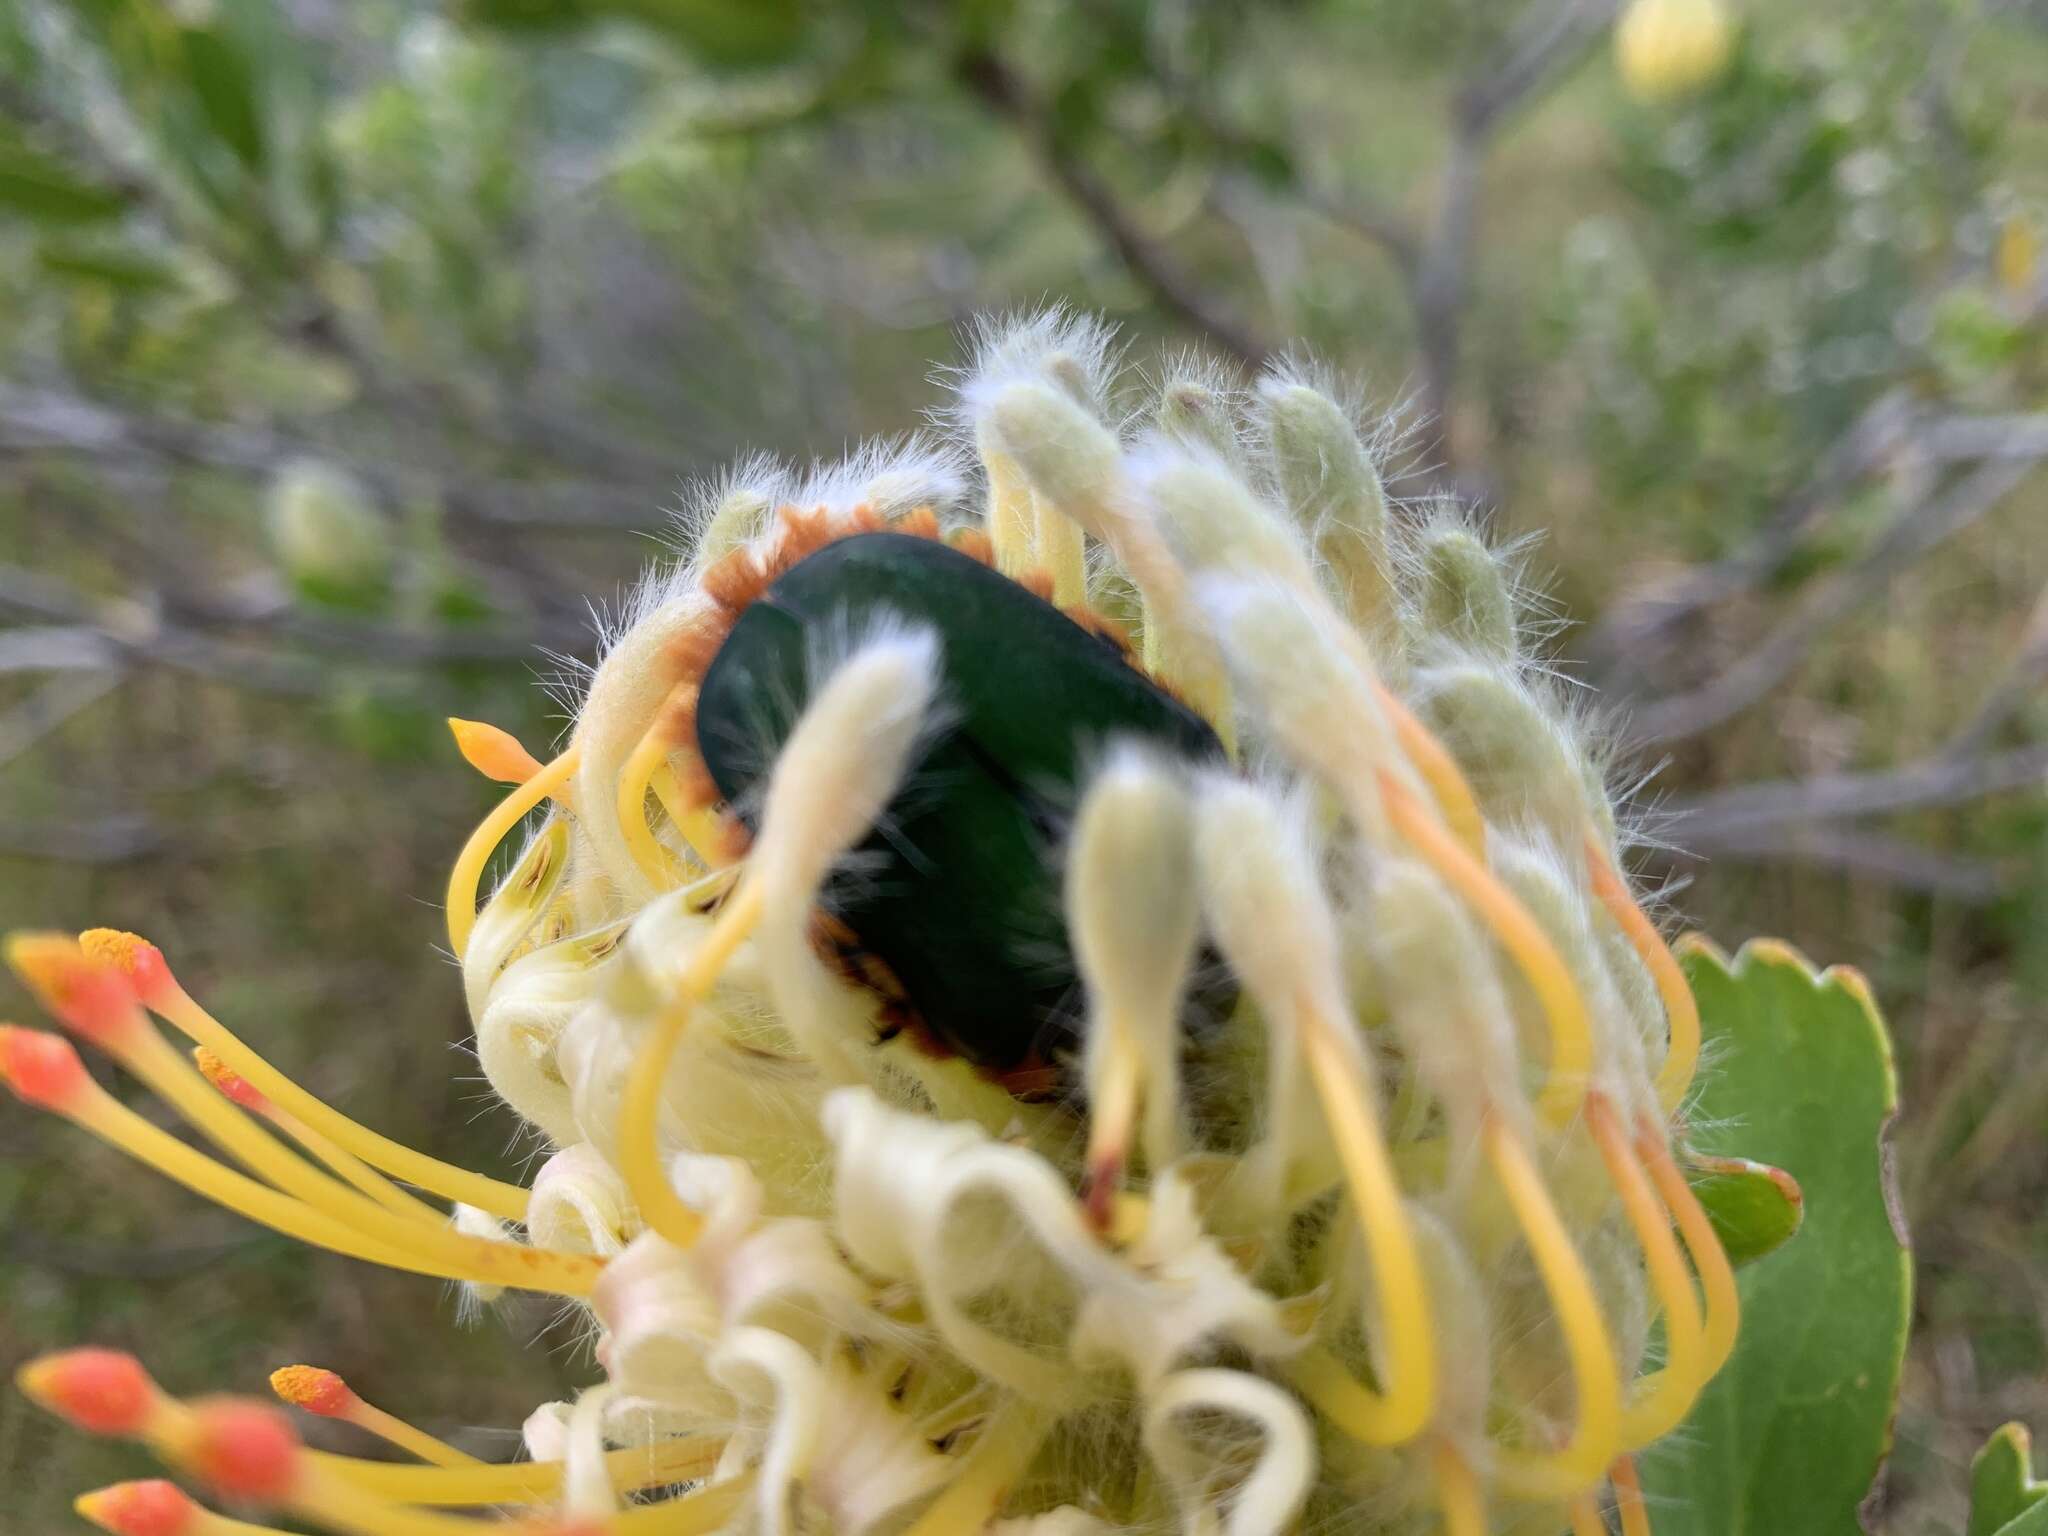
(694, 530, 1227, 1091)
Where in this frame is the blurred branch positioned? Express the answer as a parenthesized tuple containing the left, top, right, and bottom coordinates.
(0, 670, 124, 772)
(1920, 413, 2048, 462)
(1665, 743, 2048, 841)
(0, 558, 589, 697)
(0, 625, 121, 673)
(0, 385, 662, 533)
(1677, 823, 2004, 901)
(1414, 0, 1621, 481)
(954, 47, 1275, 368)
(1946, 581, 2048, 760)
(1589, 390, 1920, 670)
(1459, 0, 1625, 138)
(1621, 452, 2041, 745)
(1646, 446, 2048, 897)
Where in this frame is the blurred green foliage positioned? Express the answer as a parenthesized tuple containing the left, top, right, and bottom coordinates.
(0, 0, 2045, 1528)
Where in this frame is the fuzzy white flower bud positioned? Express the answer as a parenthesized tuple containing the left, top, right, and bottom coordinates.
(1255, 377, 1397, 644)
(980, 380, 1125, 539)
(1069, 751, 1200, 1172)
(1138, 442, 1312, 586)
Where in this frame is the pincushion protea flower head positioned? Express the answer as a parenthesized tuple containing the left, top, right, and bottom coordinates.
(6, 309, 1758, 1536)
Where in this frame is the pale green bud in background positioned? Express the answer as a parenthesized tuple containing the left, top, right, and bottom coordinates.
(265, 457, 391, 606)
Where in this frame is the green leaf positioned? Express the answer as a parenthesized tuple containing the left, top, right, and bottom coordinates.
(1972, 1423, 2048, 1536)
(0, 138, 130, 224)
(37, 243, 184, 292)
(1996, 1501, 2048, 1536)
(625, 0, 807, 71)
(1640, 937, 1912, 1536)
(459, 0, 806, 67)
(180, 25, 266, 169)
(1683, 1151, 1804, 1267)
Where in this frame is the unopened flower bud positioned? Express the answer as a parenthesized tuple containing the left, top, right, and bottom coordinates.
(1615, 0, 1735, 103)
(265, 459, 389, 601)
(980, 382, 1124, 539)
(1416, 666, 1601, 847)
(1255, 379, 1396, 640)
(1139, 446, 1308, 585)
(1416, 526, 1517, 660)
(1155, 376, 1245, 466)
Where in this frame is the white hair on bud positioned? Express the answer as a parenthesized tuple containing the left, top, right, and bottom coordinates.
(1254, 352, 1424, 492)
(1190, 773, 1341, 1210)
(1393, 496, 1565, 670)
(1066, 749, 1200, 997)
(973, 379, 1128, 541)
(1193, 775, 1342, 1019)
(1411, 660, 1603, 853)
(750, 624, 942, 904)
(743, 625, 943, 1082)
(1191, 574, 1409, 838)
(1144, 347, 1254, 466)
(1068, 748, 1200, 1169)
(941, 304, 1129, 439)
(1490, 838, 1656, 1121)
(775, 435, 970, 529)
(450, 1202, 516, 1321)
(1129, 435, 1313, 586)
(1365, 858, 1523, 1149)
(671, 451, 788, 568)
(603, 441, 975, 686)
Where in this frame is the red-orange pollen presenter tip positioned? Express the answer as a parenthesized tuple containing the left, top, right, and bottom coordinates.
(269, 1365, 355, 1418)
(194, 1045, 267, 1110)
(0, 1023, 90, 1109)
(74, 1480, 199, 1536)
(5, 932, 141, 1047)
(15, 1348, 159, 1437)
(168, 1398, 303, 1503)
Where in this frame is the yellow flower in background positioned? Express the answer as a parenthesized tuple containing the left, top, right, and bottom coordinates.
(1615, 0, 1736, 104)
(1996, 213, 2041, 306)
(6, 311, 1761, 1536)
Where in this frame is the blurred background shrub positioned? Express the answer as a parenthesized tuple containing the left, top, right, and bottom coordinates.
(0, 0, 2043, 1526)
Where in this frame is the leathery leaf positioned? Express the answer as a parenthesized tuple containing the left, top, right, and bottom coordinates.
(1641, 937, 1911, 1535)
